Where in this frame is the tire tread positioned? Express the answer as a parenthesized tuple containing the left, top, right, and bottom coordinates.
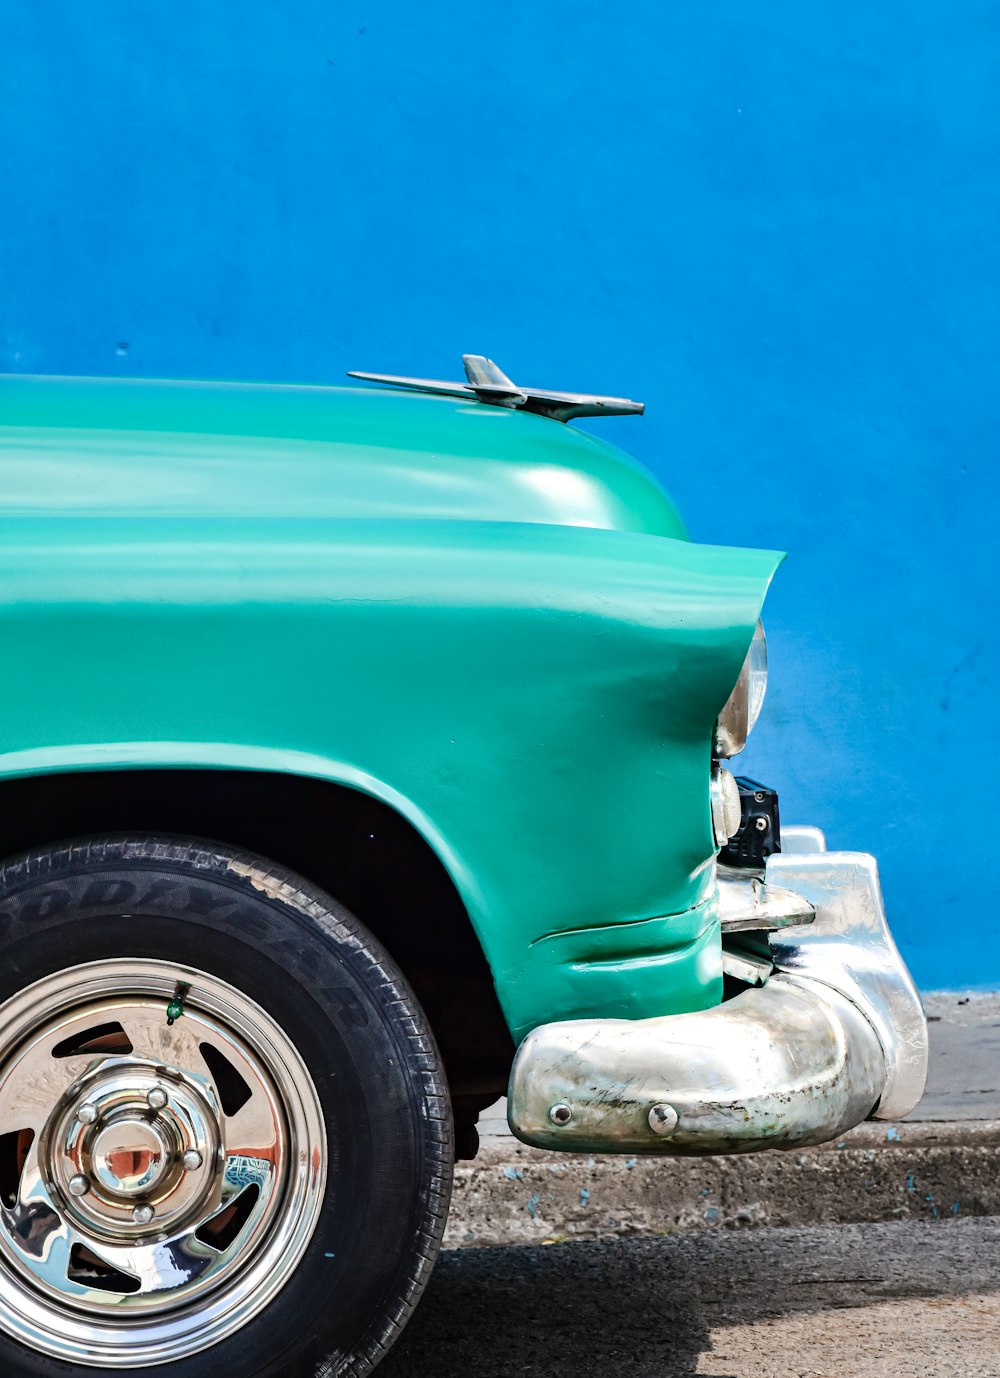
(0, 833, 455, 1378)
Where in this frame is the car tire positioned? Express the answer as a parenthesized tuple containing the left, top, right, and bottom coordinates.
(0, 834, 452, 1377)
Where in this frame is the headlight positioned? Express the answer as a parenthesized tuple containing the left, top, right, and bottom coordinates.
(714, 620, 768, 758)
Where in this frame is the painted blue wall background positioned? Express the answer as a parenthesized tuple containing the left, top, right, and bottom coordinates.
(2, 3, 996, 988)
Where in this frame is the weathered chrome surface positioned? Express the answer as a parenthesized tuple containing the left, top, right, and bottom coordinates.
(508, 846, 926, 1154)
(349, 353, 645, 422)
(0, 960, 326, 1368)
(765, 851, 928, 1122)
(720, 946, 773, 985)
(718, 872, 815, 932)
(508, 975, 885, 1154)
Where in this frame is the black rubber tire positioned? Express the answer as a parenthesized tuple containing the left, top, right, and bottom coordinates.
(0, 835, 453, 1378)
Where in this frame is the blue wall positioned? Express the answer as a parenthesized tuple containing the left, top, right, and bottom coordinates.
(2, 3, 997, 988)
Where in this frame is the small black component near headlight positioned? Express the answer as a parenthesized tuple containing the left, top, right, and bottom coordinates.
(719, 777, 781, 869)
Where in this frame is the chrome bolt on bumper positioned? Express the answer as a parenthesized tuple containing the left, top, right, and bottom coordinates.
(648, 1103, 679, 1136)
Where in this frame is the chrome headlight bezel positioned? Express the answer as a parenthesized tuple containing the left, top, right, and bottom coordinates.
(714, 620, 768, 758)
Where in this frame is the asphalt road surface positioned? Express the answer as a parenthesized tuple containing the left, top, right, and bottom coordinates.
(379, 1217, 1000, 1378)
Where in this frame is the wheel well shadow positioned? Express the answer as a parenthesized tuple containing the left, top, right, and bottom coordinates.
(0, 768, 513, 1154)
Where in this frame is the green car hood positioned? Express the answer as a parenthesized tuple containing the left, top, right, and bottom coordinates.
(0, 374, 686, 537)
(0, 374, 783, 1041)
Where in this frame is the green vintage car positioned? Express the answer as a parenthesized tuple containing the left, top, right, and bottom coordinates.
(0, 359, 926, 1377)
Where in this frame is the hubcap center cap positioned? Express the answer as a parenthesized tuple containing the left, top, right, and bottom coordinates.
(91, 1118, 168, 1196)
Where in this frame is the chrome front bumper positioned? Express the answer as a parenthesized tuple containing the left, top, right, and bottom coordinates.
(507, 833, 928, 1155)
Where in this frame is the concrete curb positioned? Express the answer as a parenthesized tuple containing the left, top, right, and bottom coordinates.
(444, 1120, 1000, 1247)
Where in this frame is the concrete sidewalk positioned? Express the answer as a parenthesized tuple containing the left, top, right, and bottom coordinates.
(446, 992, 1000, 1246)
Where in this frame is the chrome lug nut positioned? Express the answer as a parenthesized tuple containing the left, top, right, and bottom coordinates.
(146, 1087, 169, 1110)
(648, 1102, 679, 1136)
(181, 1149, 203, 1172)
(68, 1174, 91, 1197)
(132, 1203, 155, 1226)
(77, 1102, 98, 1125)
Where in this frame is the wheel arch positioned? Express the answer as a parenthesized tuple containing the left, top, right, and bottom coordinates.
(0, 755, 514, 1151)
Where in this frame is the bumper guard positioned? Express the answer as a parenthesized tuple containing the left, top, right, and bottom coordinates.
(507, 837, 927, 1155)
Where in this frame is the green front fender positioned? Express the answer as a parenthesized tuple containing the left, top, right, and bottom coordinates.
(0, 517, 782, 1041)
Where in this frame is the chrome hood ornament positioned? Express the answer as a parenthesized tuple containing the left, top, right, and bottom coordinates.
(348, 354, 644, 423)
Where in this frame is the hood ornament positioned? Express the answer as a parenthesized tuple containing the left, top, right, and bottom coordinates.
(348, 354, 643, 423)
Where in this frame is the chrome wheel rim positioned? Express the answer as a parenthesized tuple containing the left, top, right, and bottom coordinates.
(0, 959, 326, 1367)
